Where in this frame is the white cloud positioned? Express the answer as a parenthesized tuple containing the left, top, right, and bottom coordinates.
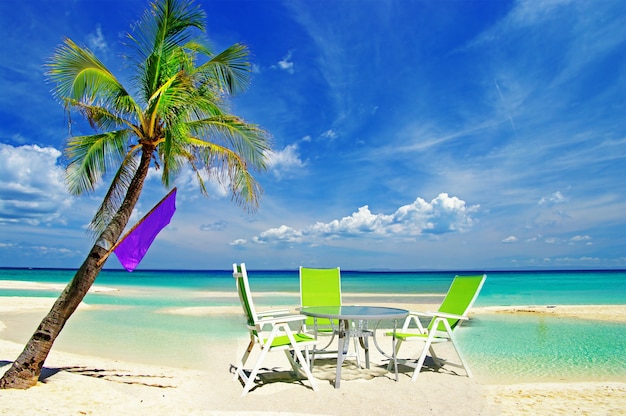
(242, 193, 479, 245)
(253, 224, 303, 244)
(86, 25, 108, 53)
(502, 236, 518, 243)
(276, 51, 295, 74)
(265, 144, 305, 177)
(200, 220, 227, 231)
(229, 238, 247, 246)
(321, 129, 338, 140)
(538, 191, 567, 206)
(570, 235, 592, 245)
(0, 143, 72, 225)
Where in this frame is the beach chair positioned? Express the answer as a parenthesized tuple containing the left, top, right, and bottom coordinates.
(299, 266, 370, 368)
(232, 263, 318, 396)
(387, 274, 486, 381)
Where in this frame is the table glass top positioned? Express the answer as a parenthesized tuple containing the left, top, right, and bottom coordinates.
(299, 305, 408, 320)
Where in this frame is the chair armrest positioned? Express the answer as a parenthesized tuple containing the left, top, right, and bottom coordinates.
(257, 309, 291, 318)
(427, 311, 468, 321)
(409, 311, 468, 321)
(258, 314, 306, 326)
(407, 310, 435, 318)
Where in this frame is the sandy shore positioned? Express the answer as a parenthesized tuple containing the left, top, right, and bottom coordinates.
(1, 337, 625, 415)
(1, 297, 626, 414)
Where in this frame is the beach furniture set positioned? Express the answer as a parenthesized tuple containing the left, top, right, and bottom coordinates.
(232, 262, 486, 396)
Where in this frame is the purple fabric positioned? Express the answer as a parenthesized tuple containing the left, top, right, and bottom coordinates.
(114, 189, 177, 272)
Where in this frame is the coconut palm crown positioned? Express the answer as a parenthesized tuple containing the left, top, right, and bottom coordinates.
(50, 0, 269, 238)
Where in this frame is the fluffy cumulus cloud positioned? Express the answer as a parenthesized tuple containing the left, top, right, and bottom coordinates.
(265, 144, 305, 177)
(246, 193, 479, 245)
(0, 143, 72, 225)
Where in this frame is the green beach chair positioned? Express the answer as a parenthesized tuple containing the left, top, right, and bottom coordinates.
(299, 266, 369, 368)
(387, 274, 486, 381)
(232, 263, 318, 396)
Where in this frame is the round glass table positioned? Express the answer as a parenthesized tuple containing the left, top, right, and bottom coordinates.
(299, 305, 409, 388)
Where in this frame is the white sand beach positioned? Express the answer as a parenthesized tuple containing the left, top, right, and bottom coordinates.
(1, 296, 626, 415)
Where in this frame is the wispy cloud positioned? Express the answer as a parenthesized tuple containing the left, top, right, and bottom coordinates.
(538, 191, 567, 206)
(320, 129, 338, 141)
(200, 220, 227, 232)
(274, 50, 295, 74)
(86, 25, 108, 53)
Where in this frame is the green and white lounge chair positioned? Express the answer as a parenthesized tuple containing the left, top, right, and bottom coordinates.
(300, 266, 342, 343)
(299, 266, 369, 368)
(232, 263, 318, 396)
(387, 274, 486, 381)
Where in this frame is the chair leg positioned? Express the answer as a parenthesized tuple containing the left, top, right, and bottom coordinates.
(303, 346, 312, 370)
(281, 324, 318, 391)
(285, 348, 318, 391)
(234, 339, 255, 381)
(410, 339, 433, 382)
(449, 337, 473, 377)
(241, 342, 271, 396)
(429, 345, 442, 368)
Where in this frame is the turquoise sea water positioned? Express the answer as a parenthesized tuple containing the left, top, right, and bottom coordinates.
(1, 268, 625, 383)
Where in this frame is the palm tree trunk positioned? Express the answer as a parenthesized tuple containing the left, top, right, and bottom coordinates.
(0, 148, 153, 389)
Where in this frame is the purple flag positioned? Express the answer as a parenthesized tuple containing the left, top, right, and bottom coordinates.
(114, 189, 177, 272)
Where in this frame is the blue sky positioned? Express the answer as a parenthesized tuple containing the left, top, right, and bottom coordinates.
(1, 0, 625, 271)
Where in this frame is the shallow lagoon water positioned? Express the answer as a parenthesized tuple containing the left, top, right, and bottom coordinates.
(1, 268, 625, 382)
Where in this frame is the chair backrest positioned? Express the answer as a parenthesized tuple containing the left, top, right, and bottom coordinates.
(299, 266, 341, 327)
(430, 274, 486, 332)
(233, 263, 259, 334)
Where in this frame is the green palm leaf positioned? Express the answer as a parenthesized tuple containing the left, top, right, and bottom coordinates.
(65, 130, 131, 195)
(89, 148, 141, 238)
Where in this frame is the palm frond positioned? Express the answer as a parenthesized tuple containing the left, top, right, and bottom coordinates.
(158, 126, 194, 187)
(129, 0, 205, 101)
(47, 39, 139, 117)
(88, 147, 141, 237)
(145, 70, 194, 134)
(64, 130, 132, 195)
(126, 0, 204, 58)
(183, 136, 264, 209)
(64, 99, 141, 135)
(197, 43, 251, 95)
(187, 115, 271, 170)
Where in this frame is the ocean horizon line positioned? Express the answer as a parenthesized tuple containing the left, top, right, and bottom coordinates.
(2, 266, 626, 274)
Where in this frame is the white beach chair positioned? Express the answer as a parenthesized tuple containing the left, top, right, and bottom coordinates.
(232, 263, 318, 396)
(387, 274, 486, 381)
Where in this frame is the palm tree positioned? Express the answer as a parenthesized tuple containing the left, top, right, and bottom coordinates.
(0, 0, 270, 389)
